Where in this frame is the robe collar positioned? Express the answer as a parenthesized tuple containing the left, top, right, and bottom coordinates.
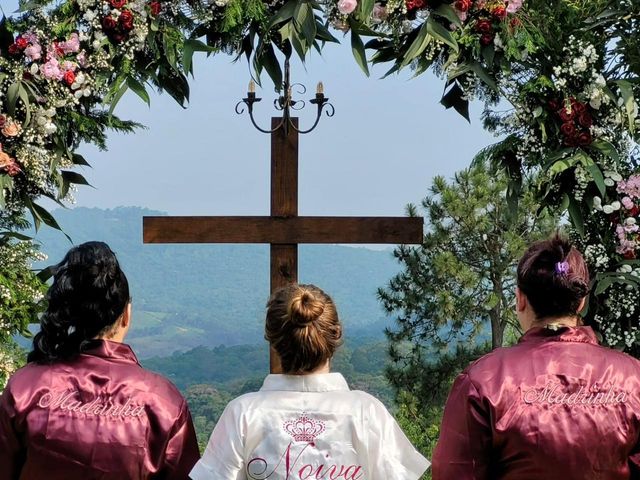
(260, 373, 350, 392)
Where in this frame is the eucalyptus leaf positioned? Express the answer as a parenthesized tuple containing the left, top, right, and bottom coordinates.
(426, 16, 458, 53)
(350, 26, 369, 76)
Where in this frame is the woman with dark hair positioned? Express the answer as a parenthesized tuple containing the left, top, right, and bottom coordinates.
(190, 284, 430, 480)
(0, 241, 200, 479)
(432, 235, 640, 479)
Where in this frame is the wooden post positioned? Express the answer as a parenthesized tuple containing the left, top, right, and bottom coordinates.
(270, 117, 298, 373)
(270, 117, 299, 294)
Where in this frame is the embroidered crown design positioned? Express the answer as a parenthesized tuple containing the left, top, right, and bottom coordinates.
(283, 413, 326, 443)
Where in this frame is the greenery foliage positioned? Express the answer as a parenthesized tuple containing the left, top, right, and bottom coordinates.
(379, 161, 557, 352)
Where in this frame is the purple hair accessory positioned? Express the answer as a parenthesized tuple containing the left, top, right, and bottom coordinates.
(555, 261, 570, 276)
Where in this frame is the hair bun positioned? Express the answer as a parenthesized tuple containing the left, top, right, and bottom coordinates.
(288, 290, 325, 327)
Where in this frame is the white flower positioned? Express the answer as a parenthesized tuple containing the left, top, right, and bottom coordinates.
(612, 201, 622, 210)
(603, 205, 615, 214)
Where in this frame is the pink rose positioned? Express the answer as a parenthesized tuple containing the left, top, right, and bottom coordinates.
(0, 150, 12, 169)
(60, 33, 80, 54)
(506, 0, 523, 14)
(372, 3, 388, 23)
(1, 121, 21, 138)
(25, 43, 42, 61)
(40, 58, 63, 81)
(338, 0, 358, 15)
(622, 197, 634, 210)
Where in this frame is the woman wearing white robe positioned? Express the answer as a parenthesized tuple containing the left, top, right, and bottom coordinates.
(190, 284, 430, 480)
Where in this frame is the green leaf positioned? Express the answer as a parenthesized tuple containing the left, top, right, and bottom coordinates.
(616, 80, 636, 134)
(469, 62, 498, 91)
(71, 153, 91, 166)
(590, 139, 621, 164)
(426, 16, 458, 53)
(358, 0, 375, 16)
(568, 197, 585, 237)
(107, 81, 129, 115)
(580, 155, 606, 197)
(18, 84, 31, 127)
(350, 26, 369, 76)
(432, 4, 462, 28)
(294, 2, 316, 47)
(269, 0, 297, 28)
(126, 77, 150, 106)
(440, 83, 470, 122)
(61, 171, 92, 187)
(183, 38, 216, 76)
(401, 22, 431, 68)
(6, 82, 19, 116)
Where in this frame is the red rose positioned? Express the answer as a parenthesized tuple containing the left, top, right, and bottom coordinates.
(5, 161, 21, 177)
(476, 19, 493, 33)
(558, 107, 575, 122)
(110, 0, 127, 8)
(631, 206, 640, 217)
(480, 33, 494, 46)
(548, 99, 560, 111)
(405, 0, 426, 12)
(492, 5, 507, 19)
(624, 250, 636, 260)
(8, 44, 21, 56)
(53, 41, 65, 58)
(455, 0, 472, 12)
(572, 101, 586, 114)
(15, 36, 28, 49)
(560, 122, 576, 137)
(510, 17, 521, 28)
(578, 131, 593, 146)
(63, 70, 76, 87)
(0, 115, 6, 128)
(119, 10, 135, 31)
(111, 32, 127, 44)
(578, 112, 593, 128)
(564, 135, 579, 147)
(149, 1, 162, 16)
(102, 16, 118, 31)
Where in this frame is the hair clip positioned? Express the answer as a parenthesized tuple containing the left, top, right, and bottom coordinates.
(555, 261, 570, 276)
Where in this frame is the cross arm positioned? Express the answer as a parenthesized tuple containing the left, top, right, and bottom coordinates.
(143, 216, 423, 245)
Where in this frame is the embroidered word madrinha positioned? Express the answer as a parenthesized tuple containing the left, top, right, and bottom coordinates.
(38, 390, 145, 417)
(523, 382, 628, 406)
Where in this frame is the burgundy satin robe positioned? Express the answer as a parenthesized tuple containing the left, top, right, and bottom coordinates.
(0, 340, 200, 479)
(433, 326, 640, 480)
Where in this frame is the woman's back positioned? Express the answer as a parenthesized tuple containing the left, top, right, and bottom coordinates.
(433, 326, 640, 479)
(192, 373, 429, 480)
(0, 339, 199, 480)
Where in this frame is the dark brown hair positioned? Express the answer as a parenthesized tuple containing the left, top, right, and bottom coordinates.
(265, 284, 342, 374)
(517, 234, 590, 320)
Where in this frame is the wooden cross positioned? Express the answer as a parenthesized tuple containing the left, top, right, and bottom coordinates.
(143, 118, 423, 372)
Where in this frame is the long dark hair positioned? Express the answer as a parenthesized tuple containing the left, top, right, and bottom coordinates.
(28, 241, 130, 363)
(517, 235, 590, 320)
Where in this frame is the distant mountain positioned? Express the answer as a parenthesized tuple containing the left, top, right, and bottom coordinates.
(33, 207, 402, 358)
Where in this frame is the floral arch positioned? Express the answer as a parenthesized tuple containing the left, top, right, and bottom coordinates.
(0, 0, 639, 361)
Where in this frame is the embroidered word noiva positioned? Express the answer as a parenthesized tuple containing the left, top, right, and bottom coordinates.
(247, 413, 364, 480)
(38, 390, 145, 418)
(523, 381, 628, 406)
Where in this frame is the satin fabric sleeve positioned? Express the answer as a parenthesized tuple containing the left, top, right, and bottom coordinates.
(189, 401, 245, 480)
(366, 397, 431, 480)
(631, 441, 640, 479)
(432, 373, 492, 480)
(157, 400, 200, 480)
(0, 386, 25, 480)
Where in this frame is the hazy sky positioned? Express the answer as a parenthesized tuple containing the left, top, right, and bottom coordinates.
(7, 0, 496, 220)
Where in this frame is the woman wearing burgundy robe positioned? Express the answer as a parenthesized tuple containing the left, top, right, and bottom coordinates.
(0, 241, 200, 479)
(433, 235, 640, 479)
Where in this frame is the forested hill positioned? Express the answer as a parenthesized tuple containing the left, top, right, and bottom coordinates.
(34, 207, 401, 358)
